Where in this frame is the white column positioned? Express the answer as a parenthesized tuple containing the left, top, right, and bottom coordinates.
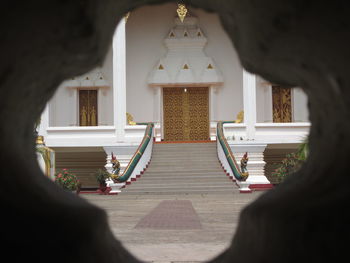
(243, 70, 257, 140)
(210, 86, 218, 140)
(38, 104, 49, 138)
(153, 87, 162, 142)
(230, 143, 272, 189)
(153, 87, 161, 123)
(113, 18, 127, 142)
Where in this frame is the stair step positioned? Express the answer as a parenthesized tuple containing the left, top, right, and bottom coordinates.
(150, 158, 219, 163)
(146, 170, 223, 174)
(124, 185, 236, 190)
(121, 188, 236, 195)
(120, 189, 237, 195)
(125, 182, 235, 189)
(143, 173, 227, 178)
(148, 165, 223, 170)
(151, 153, 218, 157)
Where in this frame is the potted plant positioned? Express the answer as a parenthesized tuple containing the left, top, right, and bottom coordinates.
(55, 169, 81, 193)
(95, 169, 110, 193)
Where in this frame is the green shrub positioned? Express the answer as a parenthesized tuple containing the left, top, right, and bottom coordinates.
(272, 139, 309, 182)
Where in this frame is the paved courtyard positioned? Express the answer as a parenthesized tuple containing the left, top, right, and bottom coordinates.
(82, 191, 263, 262)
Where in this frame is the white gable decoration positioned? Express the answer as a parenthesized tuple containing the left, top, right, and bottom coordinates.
(64, 67, 110, 88)
(148, 16, 223, 86)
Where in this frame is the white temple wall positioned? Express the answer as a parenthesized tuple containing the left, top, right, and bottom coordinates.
(292, 88, 309, 122)
(255, 76, 309, 123)
(49, 85, 77, 127)
(126, 3, 243, 122)
(195, 8, 243, 121)
(256, 83, 273, 123)
(48, 45, 114, 127)
(99, 45, 114, 126)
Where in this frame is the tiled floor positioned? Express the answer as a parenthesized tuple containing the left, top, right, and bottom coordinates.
(135, 200, 202, 230)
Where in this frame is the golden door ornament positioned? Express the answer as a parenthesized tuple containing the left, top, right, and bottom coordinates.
(79, 90, 98, 126)
(188, 87, 209, 140)
(163, 87, 209, 141)
(90, 106, 97, 126)
(272, 86, 292, 122)
(163, 88, 185, 141)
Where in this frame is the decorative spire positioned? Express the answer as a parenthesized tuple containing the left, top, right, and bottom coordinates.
(125, 12, 131, 23)
(177, 3, 188, 23)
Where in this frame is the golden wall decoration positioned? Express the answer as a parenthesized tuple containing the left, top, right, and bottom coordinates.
(272, 86, 292, 122)
(163, 87, 209, 141)
(79, 89, 98, 126)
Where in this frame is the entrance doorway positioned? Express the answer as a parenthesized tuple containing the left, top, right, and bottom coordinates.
(163, 87, 209, 141)
(79, 89, 98, 126)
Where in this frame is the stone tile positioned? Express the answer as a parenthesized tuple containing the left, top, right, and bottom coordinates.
(135, 200, 202, 230)
(81, 192, 264, 262)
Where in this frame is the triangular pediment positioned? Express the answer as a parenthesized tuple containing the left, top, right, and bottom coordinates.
(148, 17, 223, 86)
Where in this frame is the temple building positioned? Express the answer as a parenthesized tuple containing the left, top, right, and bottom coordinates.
(38, 3, 309, 190)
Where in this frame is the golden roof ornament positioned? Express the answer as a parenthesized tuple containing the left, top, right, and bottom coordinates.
(177, 3, 188, 23)
(125, 12, 131, 23)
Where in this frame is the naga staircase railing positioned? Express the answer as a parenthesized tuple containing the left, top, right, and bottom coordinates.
(116, 123, 154, 183)
(217, 121, 247, 181)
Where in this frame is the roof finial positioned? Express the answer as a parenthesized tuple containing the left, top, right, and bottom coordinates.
(177, 3, 188, 23)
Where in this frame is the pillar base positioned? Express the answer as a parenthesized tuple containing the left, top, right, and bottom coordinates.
(237, 181, 252, 193)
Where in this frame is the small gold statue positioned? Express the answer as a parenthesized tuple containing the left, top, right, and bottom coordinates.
(90, 106, 97, 126)
(81, 106, 88, 126)
(235, 110, 244, 123)
(126, 112, 136, 125)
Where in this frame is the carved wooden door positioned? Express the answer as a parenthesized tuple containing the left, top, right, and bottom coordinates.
(79, 90, 98, 126)
(188, 87, 209, 140)
(163, 87, 209, 141)
(272, 86, 292, 122)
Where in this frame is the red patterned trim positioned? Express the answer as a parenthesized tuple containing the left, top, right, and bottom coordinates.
(249, 184, 274, 190)
(240, 189, 253, 193)
(156, 140, 214, 144)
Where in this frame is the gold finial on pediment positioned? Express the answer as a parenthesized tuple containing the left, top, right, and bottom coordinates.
(158, 64, 164, 70)
(235, 110, 244, 123)
(183, 64, 189, 70)
(125, 12, 131, 22)
(207, 64, 214, 69)
(177, 4, 188, 23)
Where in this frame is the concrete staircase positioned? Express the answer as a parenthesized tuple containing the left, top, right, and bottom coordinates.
(121, 142, 238, 195)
